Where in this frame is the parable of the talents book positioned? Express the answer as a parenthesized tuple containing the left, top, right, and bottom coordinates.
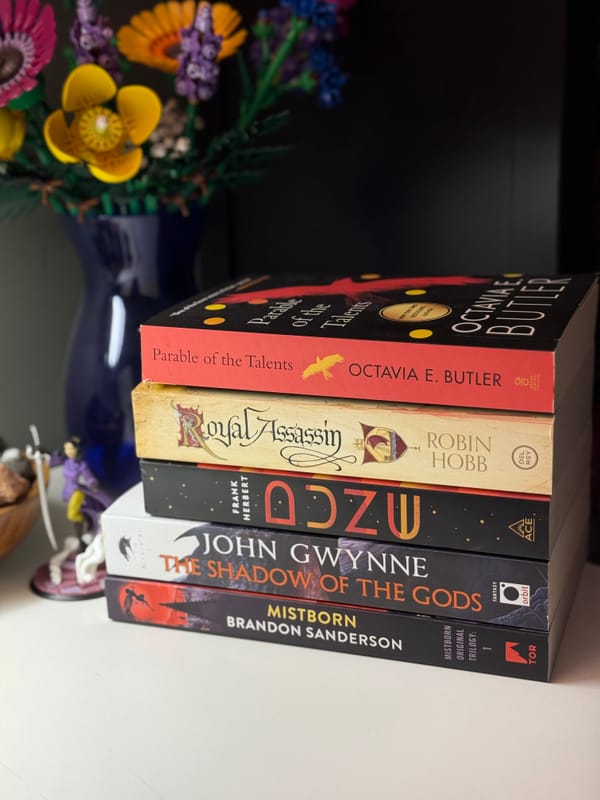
(139, 272, 598, 412)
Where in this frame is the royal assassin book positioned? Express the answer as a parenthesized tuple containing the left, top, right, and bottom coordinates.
(131, 373, 592, 494)
(102, 483, 589, 632)
(104, 575, 573, 682)
(139, 447, 589, 560)
(139, 273, 598, 413)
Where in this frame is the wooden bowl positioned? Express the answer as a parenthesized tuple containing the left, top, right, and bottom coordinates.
(0, 461, 50, 559)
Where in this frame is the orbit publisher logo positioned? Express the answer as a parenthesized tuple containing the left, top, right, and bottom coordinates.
(505, 641, 538, 666)
(499, 582, 530, 606)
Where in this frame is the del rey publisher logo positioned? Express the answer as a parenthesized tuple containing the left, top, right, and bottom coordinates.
(505, 641, 538, 666)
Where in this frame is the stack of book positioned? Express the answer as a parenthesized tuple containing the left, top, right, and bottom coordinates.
(103, 273, 598, 681)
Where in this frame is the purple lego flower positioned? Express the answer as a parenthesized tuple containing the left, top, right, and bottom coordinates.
(176, 2, 223, 103)
(70, 0, 123, 85)
(250, 6, 325, 76)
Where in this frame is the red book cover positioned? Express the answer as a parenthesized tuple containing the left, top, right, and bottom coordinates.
(139, 273, 598, 412)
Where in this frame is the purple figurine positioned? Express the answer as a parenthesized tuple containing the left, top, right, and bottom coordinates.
(30, 435, 113, 601)
(53, 437, 111, 542)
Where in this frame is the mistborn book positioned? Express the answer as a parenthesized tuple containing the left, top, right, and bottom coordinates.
(105, 576, 555, 681)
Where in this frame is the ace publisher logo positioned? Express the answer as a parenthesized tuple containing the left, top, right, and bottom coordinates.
(508, 516, 535, 542)
(505, 641, 538, 666)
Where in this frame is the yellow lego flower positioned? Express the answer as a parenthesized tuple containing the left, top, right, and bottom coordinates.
(43, 64, 161, 183)
(0, 108, 26, 160)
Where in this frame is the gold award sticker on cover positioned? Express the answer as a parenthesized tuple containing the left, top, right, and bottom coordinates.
(379, 302, 452, 323)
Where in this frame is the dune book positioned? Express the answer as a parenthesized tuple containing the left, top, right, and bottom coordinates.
(139, 449, 587, 560)
(102, 483, 589, 632)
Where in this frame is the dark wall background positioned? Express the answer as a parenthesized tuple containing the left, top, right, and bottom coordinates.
(65, 0, 594, 281)
(219, 1, 556, 277)
(197, 0, 593, 280)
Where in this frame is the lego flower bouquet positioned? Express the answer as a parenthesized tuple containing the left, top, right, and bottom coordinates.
(0, 0, 353, 219)
(0, 0, 354, 492)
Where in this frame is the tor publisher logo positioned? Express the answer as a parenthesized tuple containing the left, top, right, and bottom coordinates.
(505, 641, 537, 665)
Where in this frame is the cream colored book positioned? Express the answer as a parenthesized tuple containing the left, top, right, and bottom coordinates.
(132, 378, 590, 495)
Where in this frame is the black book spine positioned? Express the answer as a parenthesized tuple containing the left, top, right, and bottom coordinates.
(103, 512, 555, 630)
(105, 577, 550, 681)
(141, 459, 551, 559)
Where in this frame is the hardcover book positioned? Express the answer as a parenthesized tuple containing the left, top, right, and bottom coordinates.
(131, 375, 591, 494)
(104, 575, 574, 682)
(139, 443, 588, 560)
(102, 483, 589, 632)
(139, 273, 598, 413)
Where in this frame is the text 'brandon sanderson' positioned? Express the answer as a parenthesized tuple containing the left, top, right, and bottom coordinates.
(226, 604, 403, 651)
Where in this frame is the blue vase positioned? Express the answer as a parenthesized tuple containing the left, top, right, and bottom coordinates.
(62, 209, 204, 496)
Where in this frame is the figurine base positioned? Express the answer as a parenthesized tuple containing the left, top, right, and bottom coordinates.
(30, 555, 106, 601)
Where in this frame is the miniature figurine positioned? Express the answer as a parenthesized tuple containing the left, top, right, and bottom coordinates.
(30, 429, 112, 600)
(53, 437, 110, 542)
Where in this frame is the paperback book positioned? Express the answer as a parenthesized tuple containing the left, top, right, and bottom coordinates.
(131, 378, 591, 494)
(140, 445, 588, 559)
(102, 483, 590, 632)
(139, 272, 598, 413)
(104, 575, 571, 682)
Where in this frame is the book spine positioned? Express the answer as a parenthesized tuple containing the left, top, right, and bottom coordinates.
(105, 576, 550, 681)
(140, 459, 551, 559)
(132, 383, 555, 494)
(102, 514, 552, 629)
(140, 326, 556, 413)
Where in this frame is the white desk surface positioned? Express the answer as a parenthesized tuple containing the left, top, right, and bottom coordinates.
(1, 469, 599, 800)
